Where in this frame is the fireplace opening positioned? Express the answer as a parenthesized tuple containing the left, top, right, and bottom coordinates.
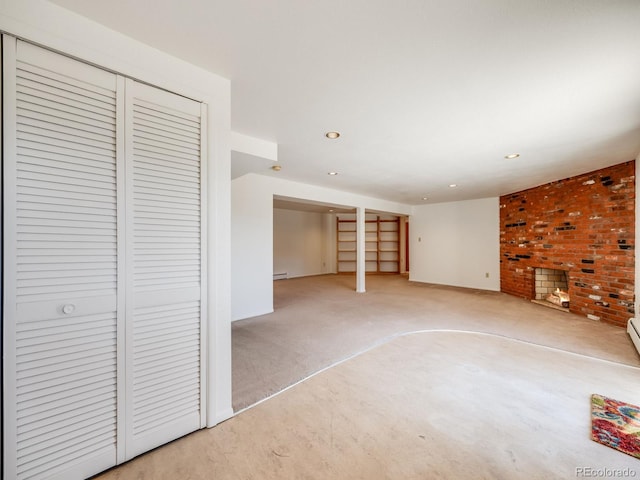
(533, 268, 570, 311)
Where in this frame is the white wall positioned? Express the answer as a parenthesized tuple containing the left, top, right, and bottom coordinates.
(409, 197, 500, 291)
(0, 0, 233, 425)
(273, 209, 330, 278)
(231, 173, 412, 321)
(231, 174, 274, 320)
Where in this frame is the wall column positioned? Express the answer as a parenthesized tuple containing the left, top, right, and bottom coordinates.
(356, 206, 366, 293)
(635, 153, 640, 319)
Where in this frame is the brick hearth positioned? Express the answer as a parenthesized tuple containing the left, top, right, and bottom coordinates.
(500, 161, 635, 327)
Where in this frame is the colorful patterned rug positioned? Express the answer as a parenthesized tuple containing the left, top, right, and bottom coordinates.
(591, 394, 640, 459)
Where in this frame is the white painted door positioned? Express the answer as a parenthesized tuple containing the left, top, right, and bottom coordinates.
(123, 79, 207, 460)
(3, 38, 207, 479)
(3, 38, 121, 480)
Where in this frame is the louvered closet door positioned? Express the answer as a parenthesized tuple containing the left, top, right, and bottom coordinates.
(3, 38, 122, 480)
(124, 79, 206, 459)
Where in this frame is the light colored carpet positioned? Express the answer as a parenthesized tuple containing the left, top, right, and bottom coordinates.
(233, 274, 639, 411)
(97, 331, 640, 479)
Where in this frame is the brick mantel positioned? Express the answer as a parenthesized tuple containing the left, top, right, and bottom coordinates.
(500, 161, 635, 327)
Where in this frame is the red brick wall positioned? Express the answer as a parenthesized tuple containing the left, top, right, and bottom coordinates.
(500, 161, 635, 327)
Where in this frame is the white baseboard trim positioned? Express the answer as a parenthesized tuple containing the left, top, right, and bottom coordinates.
(627, 318, 640, 356)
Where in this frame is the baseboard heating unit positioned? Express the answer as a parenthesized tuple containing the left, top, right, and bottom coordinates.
(628, 318, 640, 356)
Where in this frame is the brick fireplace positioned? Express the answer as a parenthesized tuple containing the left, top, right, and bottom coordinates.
(500, 161, 635, 327)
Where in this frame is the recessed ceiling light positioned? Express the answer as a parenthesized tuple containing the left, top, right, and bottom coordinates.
(504, 153, 520, 159)
(421, 197, 428, 201)
(325, 131, 340, 139)
(449, 184, 457, 188)
(329, 209, 334, 212)
(328, 171, 338, 176)
(271, 165, 282, 171)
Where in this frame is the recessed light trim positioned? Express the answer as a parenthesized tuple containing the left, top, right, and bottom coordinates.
(504, 153, 520, 159)
(325, 131, 340, 139)
(328, 171, 339, 176)
(449, 184, 457, 188)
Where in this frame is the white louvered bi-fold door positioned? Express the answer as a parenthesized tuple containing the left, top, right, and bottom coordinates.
(124, 79, 206, 460)
(3, 39, 121, 480)
(4, 38, 207, 479)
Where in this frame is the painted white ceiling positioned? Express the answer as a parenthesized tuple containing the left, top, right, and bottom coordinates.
(52, 0, 640, 205)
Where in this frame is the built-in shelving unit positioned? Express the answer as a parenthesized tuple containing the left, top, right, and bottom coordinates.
(378, 215, 400, 272)
(337, 214, 400, 273)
